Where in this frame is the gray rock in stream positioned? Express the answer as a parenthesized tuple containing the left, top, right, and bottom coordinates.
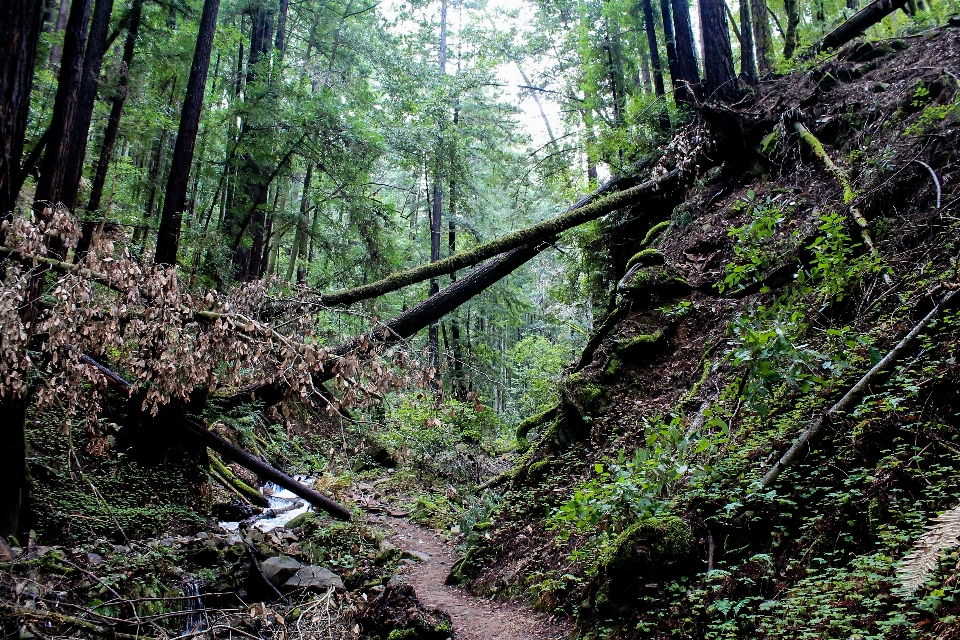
(261, 556, 302, 586)
(282, 566, 345, 591)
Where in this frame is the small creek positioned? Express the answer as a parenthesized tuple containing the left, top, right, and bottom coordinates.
(218, 478, 313, 533)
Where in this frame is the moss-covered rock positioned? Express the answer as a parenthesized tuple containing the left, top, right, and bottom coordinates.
(589, 516, 698, 615)
(619, 265, 691, 303)
(616, 329, 665, 358)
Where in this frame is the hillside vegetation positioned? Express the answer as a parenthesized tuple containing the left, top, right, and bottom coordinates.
(453, 25, 960, 640)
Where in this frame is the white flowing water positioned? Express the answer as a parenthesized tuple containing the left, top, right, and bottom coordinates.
(218, 477, 314, 533)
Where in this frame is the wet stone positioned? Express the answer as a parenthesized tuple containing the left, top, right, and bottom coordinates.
(261, 556, 302, 586)
(282, 566, 345, 592)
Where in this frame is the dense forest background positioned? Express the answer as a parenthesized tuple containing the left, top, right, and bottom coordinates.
(3, 0, 960, 635)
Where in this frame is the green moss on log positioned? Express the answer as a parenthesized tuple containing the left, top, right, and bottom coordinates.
(516, 404, 560, 452)
(642, 220, 672, 246)
(625, 248, 666, 271)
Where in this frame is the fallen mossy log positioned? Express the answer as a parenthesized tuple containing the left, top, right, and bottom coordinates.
(760, 286, 958, 487)
(515, 404, 560, 452)
(209, 453, 270, 508)
(218, 240, 557, 411)
(317, 169, 681, 307)
(77, 352, 353, 520)
(815, 0, 910, 52)
(793, 122, 880, 257)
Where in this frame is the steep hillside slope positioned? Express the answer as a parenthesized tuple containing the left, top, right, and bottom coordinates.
(453, 26, 960, 639)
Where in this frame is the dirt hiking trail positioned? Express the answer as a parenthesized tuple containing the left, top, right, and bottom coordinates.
(382, 515, 570, 640)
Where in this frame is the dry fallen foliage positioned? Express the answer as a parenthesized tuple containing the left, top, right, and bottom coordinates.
(0, 208, 415, 438)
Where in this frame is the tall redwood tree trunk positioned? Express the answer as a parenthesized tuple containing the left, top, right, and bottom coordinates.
(784, 0, 800, 58)
(61, 0, 115, 218)
(75, 0, 142, 259)
(34, 0, 92, 218)
(428, 0, 448, 373)
(699, 0, 739, 101)
(739, 0, 758, 83)
(641, 0, 670, 129)
(751, 0, 774, 73)
(0, 0, 45, 218)
(672, 0, 701, 100)
(154, 0, 221, 265)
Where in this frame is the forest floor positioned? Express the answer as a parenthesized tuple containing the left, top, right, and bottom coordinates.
(376, 513, 569, 640)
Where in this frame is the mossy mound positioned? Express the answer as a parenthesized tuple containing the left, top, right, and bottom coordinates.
(589, 516, 697, 615)
(619, 265, 691, 304)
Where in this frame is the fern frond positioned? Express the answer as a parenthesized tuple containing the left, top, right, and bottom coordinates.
(896, 504, 960, 595)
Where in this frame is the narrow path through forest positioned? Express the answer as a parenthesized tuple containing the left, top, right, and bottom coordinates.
(378, 515, 570, 640)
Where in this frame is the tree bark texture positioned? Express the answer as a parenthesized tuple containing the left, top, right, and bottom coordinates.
(0, 0, 45, 221)
(671, 0, 702, 100)
(34, 0, 92, 213)
(751, 0, 774, 72)
(154, 0, 221, 265)
(699, 0, 739, 101)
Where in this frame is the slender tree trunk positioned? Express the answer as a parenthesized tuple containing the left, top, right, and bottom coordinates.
(428, 0, 448, 374)
(672, 0, 702, 99)
(638, 47, 653, 94)
(154, 0, 221, 265)
(739, 0, 758, 83)
(34, 0, 92, 223)
(448, 108, 463, 396)
(75, 0, 142, 259)
(641, 0, 671, 129)
(751, 0, 774, 72)
(287, 165, 311, 281)
(61, 0, 115, 219)
(48, 0, 71, 68)
(659, 0, 689, 104)
(275, 0, 288, 58)
(0, 0, 45, 540)
(699, 0, 739, 101)
(783, 0, 800, 58)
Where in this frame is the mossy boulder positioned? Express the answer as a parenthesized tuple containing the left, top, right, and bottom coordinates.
(619, 265, 691, 304)
(616, 329, 665, 359)
(589, 516, 698, 615)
